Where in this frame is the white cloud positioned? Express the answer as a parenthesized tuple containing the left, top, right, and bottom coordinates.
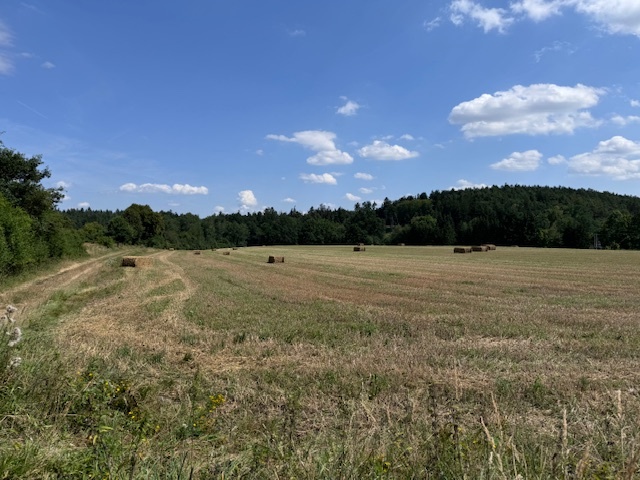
(238, 190, 258, 210)
(569, 136, 640, 179)
(491, 150, 543, 171)
(214, 206, 225, 213)
(400, 134, 415, 141)
(450, 179, 489, 190)
(573, 0, 640, 37)
(547, 154, 567, 165)
(0, 53, 14, 75)
(0, 20, 12, 47)
(77, 202, 90, 209)
(423, 17, 442, 31)
(632, 100, 640, 108)
(119, 183, 209, 195)
(299, 173, 337, 185)
(288, 29, 306, 37)
(282, 197, 296, 203)
(450, 0, 515, 33)
(533, 41, 575, 62)
(41, 61, 55, 69)
(511, 0, 564, 21)
(266, 130, 337, 151)
(449, 83, 603, 138)
(345, 193, 361, 202)
(354, 172, 374, 180)
(611, 115, 640, 126)
(337, 98, 361, 116)
(56, 180, 71, 189)
(307, 149, 354, 166)
(359, 187, 373, 194)
(256, 149, 264, 156)
(267, 129, 352, 165)
(358, 140, 419, 161)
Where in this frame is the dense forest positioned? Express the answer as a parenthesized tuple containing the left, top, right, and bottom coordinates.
(64, 185, 640, 252)
(3, 140, 640, 278)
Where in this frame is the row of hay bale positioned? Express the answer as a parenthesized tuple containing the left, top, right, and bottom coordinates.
(454, 244, 497, 254)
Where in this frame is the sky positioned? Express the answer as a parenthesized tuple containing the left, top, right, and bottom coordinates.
(1, 1, 640, 217)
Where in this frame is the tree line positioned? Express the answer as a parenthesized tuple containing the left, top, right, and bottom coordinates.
(64, 185, 640, 252)
(4, 140, 640, 279)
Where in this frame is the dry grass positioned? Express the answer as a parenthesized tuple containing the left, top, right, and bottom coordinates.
(4, 245, 640, 478)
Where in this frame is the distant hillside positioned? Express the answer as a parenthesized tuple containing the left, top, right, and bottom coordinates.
(63, 185, 640, 250)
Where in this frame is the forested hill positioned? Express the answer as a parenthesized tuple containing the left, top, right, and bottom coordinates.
(63, 185, 640, 251)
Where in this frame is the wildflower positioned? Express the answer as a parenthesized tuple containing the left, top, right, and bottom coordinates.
(8, 357, 22, 368)
(7, 327, 22, 347)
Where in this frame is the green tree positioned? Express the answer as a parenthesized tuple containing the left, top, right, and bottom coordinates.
(0, 194, 35, 274)
(0, 141, 64, 217)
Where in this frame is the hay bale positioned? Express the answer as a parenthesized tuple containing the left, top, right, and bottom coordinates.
(222, 251, 231, 256)
(268, 256, 285, 263)
(354, 246, 366, 252)
(453, 247, 472, 254)
(194, 251, 201, 255)
(472, 245, 489, 252)
(121, 256, 153, 267)
(482, 244, 497, 250)
(232, 247, 238, 250)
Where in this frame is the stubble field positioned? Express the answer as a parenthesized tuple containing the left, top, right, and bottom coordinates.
(2, 245, 640, 478)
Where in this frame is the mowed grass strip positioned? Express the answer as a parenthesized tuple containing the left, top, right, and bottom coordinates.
(2, 246, 640, 478)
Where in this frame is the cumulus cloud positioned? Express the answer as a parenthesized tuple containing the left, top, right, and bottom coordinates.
(573, 0, 640, 37)
(214, 206, 225, 213)
(337, 97, 361, 116)
(491, 150, 543, 171)
(299, 173, 337, 185)
(511, 0, 564, 21)
(569, 136, 640, 179)
(77, 202, 90, 209)
(400, 134, 415, 140)
(632, 100, 640, 108)
(354, 172, 374, 180)
(266, 130, 353, 166)
(358, 140, 419, 161)
(450, 0, 640, 37)
(307, 149, 354, 166)
(238, 190, 258, 210)
(283, 197, 296, 203)
(450, 0, 514, 33)
(359, 187, 373, 194)
(449, 83, 603, 138)
(119, 183, 209, 195)
(55, 180, 71, 189)
(345, 193, 361, 202)
(450, 179, 489, 190)
(611, 115, 640, 126)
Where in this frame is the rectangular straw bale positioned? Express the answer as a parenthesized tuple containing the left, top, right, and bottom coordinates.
(354, 246, 366, 252)
(482, 244, 497, 250)
(453, 247, 472, 253)
(472, 245, 489, 252)
(268, 256, 285, 263)
(222, 251, 231, 255)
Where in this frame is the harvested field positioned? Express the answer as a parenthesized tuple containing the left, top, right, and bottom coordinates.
(3, 245, 640, 478)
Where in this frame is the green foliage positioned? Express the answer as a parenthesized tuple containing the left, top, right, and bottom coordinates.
(0, 141, 63, 217)
(0, 195, 35, 275)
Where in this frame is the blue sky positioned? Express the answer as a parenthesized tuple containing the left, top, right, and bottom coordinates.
(1, 1, 640, 216)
